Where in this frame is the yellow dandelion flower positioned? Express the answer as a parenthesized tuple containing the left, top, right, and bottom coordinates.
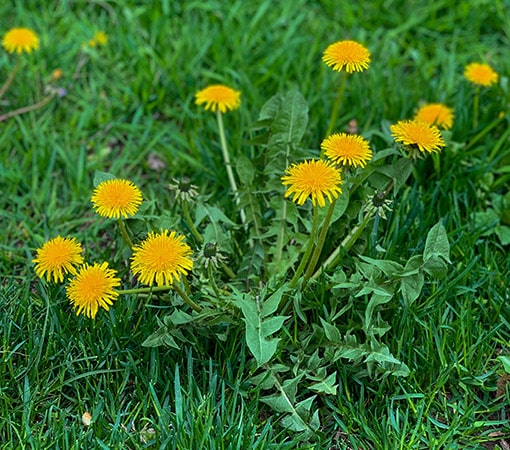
(414, 103, 454, 130)
(93, 31, 108, 46)
(322, 40, 370, 73)
(130, 230, 194, 287)
(195, 85, 241, 113)
(390, 119, 445, 154)
(464, 62, 498, 87)
(321, 133, 373, 168)
(91, 179, 143, 219)
(2, 27, 39, 54)
(281, 159, 343, 208)
(66, 262, 120, 319)
(32, 236, 84, 283)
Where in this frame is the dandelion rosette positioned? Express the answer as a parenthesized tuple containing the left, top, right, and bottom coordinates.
(2, 27, 39, 54)
(464, 62, 498, 87)
(66, 262, 121, 319)
(414, 103, 454, 130)
(195, 85, 241, 113)
(321, 133, 373, 168)
(281, 159, 343, 207)
(32, 236, 84, 283)
(130, 230, 194, 287)
(91, 179, 143, 219)
(322, 40, 370, 73)
(390, 119, 445, 154)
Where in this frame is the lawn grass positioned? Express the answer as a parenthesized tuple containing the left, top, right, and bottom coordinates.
(1, 0, 509, 448)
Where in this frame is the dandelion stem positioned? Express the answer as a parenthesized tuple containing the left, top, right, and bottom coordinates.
(172, 283, 202, 312)
(0, 57, 21, 99)
(221, 262, 236, 279)
(325, 72, 348, 139)
(207, 265, 221, 298)
(117, 218, 134, 249)
(0, 93, 55, 122)
(303, 196, 338, 286)
(311, 204, 376, 280)
(216, 110, 246, 224)
(473, 87, 480, 129)
(182, 200, 203, 244)
(288, 207, 320, 289)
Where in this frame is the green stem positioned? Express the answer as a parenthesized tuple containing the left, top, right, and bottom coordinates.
(324, 72, 348, 140)
(0, 93, 55, 122)
(207, 265, 221, 298)
(311, 204, 376, 280)
(182, 200, 203, 244)
(0, 57, 21, 99)
(473, 87, 480, 129)
(216, 110, 246, 224)
(220, 261, 236, 279)
(119, 286, 172, 295)
(117, 218, 134, 249)
(303, 196, 338, 285)
(288, 207, 320, 289)
(172, 282, 202, 312)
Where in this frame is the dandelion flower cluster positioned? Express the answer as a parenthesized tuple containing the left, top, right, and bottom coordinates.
(281, 159, 343, 207)
(66, 262, 120, 319)
(321, 133, 373, 168)
(2, 27, 39, 54)
(32, 236, 84, 283)
(195, 85, 241, 113)
(464, 62, 498, 87)
(89, 31, 108, 47)
(131, 230, 194, 286)
(322, 40, 371, 73)
(390, 119, 445, 154)
(91, 179, 143, 219)
(414, 103, 454, 130)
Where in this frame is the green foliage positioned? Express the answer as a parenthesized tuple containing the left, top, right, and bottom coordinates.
(2, 0, 510, 447)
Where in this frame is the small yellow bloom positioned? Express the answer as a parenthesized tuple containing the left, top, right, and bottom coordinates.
(464, 62, 498, 87)
(66, 262, 121, 319)
(32, 236, 84, 283)
(281, 159, 343, 207)
(322, 40, 370, 73)
(2, 27, 39, 54)
(93, 31, 108, 46)
(91, 179, 143, 219)
(195, 85, 241, 113)
(131, 230, 194, 287)
(321, 133, 373, 168)
(390, 119, 445, 154)
(414, 103, 454, 130)
(51, 68, 63, 80)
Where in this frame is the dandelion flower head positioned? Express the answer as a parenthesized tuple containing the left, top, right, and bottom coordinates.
(281, 159, 343, 207)
(66, 262, 120, 319)
(414, 103, 454, 130)
(195, 84, 241, 113)
(91, 179, 143, 219)
(32, 236, 84, 283)
(2, 27, 39, 54)
(390, 119, 445, 154)
(464, 62, 498, 87)
(131, 230, 194, 287)
(322, 40, 371, 73)
(321, 133, 373, 168)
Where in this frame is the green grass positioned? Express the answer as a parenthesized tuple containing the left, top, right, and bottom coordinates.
(1, 0, 509, 448)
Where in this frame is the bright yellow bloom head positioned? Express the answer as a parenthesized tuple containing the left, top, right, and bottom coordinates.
(2, 27, 39, 54)
(322, 40, 370, 73)
(195, 85, 241, 113)
(66, 262, 121, 319)
(464, 62, 498, 87)
(390, 119, 445, 154)
(321, 133, 373, 168)
(414, 103, 454, 130)
(281, 159, 343, 208)
(91, 179, 143, 219)
(32, 236, 84, 283)
(130, 230, 194, 287)
(93, 31, 108, 46)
